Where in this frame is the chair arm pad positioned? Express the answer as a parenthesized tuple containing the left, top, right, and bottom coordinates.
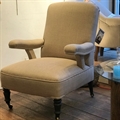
(64, 42, 94, 55)
(100, 14, 120, 26)
(9, 39, 44, 49)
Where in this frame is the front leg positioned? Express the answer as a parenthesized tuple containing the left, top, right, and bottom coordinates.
(3, 88, 13, 110)
(54, 99, 62, 120)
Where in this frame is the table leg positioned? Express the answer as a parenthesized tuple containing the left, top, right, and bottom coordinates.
(111, 81, 120, 120)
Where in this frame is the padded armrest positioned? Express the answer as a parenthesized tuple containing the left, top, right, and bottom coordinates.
(100, 14, 120, 26)
(106, 17, 120, 26)
(64, 42, 94, 55)
(9, 39, 44, 49)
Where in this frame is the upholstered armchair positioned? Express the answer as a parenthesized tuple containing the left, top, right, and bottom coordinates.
(0, 2, 99, 120)
(88, 0, 120, 61)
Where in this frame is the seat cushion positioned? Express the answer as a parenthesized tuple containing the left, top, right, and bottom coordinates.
(1, 57, 94, 98)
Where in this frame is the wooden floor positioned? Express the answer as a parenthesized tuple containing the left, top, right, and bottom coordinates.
(0, 85, 111, 120)
(0, 49, 116, 120)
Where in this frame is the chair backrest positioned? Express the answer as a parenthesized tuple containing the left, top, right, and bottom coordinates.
(41, 2, 99, 60)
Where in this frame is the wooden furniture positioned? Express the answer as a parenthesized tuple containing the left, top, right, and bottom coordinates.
(95, 60, 120, 120)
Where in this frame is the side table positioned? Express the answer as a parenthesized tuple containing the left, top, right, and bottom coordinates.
(95, 59, 120, 120)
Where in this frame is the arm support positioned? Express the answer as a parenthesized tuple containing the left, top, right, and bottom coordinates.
(64, 42, 94, 69)
(64, 42, 94, 55)
(9, 39, 44, 49)
(100, 14, 120, 26)
(9, 39, 44, 59)
(106, 17, 120, 26)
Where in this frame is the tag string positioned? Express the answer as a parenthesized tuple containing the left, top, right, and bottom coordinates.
(16, 0, 18, 15)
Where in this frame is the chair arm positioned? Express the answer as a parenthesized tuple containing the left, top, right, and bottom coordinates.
(106, 17, 120, 26)
(9, 39, 44, 49)
(64, 42, 94, 69)
(9, 39, 44, 59)
(64, 42, 94, 55)
(100, 14, 120, 26)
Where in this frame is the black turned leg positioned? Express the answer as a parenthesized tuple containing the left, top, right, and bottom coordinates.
(3, 88, 13, 110)
(88, 81, 94, 98)
(100, 47, 104, 56)
(53, 99, 62, 120)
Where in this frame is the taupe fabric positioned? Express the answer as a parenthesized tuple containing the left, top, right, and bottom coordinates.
(1, 2, 99, 99)
(9, 39, 44, 49)
(64, 42, 94, 55)
(1, 58, 94, 98)
(42, 2, 99, 59)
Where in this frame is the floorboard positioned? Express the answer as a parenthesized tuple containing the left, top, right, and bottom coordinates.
(0, 86, 111, 120)
(0, 49, 115, 120)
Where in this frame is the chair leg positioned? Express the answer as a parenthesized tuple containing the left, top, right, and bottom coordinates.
(3, 88, 13, 110)
(88, 81, 94, 98)
(100, 47, 104, 56)
(94, 46, 99, 61)
(53, 99, 62, 120)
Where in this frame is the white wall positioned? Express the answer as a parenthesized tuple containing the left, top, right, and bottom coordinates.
(1, 0, 63, 68)
(0, 0, 63, 88)
(0, 3, 1, 69)
(0, 2, 1, 89)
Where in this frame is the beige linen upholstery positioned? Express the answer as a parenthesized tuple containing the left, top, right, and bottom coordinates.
(1, 2, 99, 120)
(1, 58, 93, 98)
(88, 0, 120, 60)
(9, 39, 44, 49)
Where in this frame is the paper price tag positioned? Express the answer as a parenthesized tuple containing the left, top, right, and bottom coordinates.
(95, 29, 104, 44)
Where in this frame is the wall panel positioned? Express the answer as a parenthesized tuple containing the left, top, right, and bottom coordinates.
(1, 0, 63, 68)
(0, 0, 63, 89)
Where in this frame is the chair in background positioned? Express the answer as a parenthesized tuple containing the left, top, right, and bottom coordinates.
(84, 0, 120, 61)
(0, 2, 99, 120)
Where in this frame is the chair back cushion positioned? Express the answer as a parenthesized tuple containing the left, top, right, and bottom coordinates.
(41, 2, 99, 60)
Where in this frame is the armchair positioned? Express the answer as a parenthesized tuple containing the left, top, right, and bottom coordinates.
(88, 0, 120, 61)
(0, 2, 99, 120)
